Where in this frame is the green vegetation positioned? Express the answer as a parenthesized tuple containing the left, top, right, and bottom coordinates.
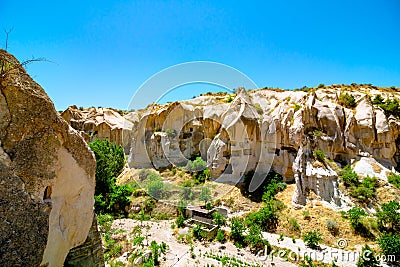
(326, 220, 339, 236)
(356, 244, 379, 267)
(378, 233, 400, 263)
(349, 176, 378, 202)
(293, 103, 302, 112)
(185, 156, 210, 184)
(89, 139, 133, 215)
(338, 92, 356, 108)
(302, 230, 322, 249)
(212, 211, 226, 226)
(339, 165, 359, 187)
(288, 217, 300, 233)
(388, 172, 400, 188)
(376, 200, 400, 233)
(165, 128, 177, 137)
(372, 95, 400, 117)
(254, 103, 263, 115)
(146, 173, 165, 199)
(313, 150, 326, 162)
(216, 229, 226, 242)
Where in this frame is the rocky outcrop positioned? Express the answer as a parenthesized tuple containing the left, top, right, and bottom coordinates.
(61, 106, 134, 154)
(0, 50, 97, 266)
(127, 85, 400, 208)
(65, 214, 105, 267)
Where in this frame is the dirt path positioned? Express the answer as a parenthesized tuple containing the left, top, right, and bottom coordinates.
(111, 219, 296, 267)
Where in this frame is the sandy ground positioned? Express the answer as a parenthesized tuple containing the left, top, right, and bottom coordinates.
(111, 219, 296, 267)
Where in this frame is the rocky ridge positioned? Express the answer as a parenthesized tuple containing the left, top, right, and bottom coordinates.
(125, 86, 400, 208)
(0, 50, 98, 266)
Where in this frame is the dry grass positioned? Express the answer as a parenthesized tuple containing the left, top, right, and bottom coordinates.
(370, 162, 383, 173)
(274, 184, 379, 250)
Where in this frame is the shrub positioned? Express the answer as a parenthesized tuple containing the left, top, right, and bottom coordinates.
(303, 230, 322, 249)
(245, 199, 280, 232)
(350, 176, 378, 202)
(372, 94, 385, 105)
(146, 174, 165, 199)
(313, 150, 326, 162)
(376, 201, 400, 233)
(378, 98, 400, 117)
(288, 217, 300, 233)
(245, 224, 267, 251)
(346, 207, 368, 233)
(339, 165, 359, 187)
(176, 214, 185, 228)
(165, 128, 176, 137)
(230, 217, 245, 244)
(356, 244, 379, 267)
(254, 103, 263, 115)
(303, 210, 311, 220)
(89, 139, 131, 215)
(293, 104, 301, 112)
(199, 187, 212, 206)
(378, 233, 400, 263)
(186, 156, 207, 172)
(212, 212, 226, 226)
(338, 92, 356, 108)
(326, 220, 339, 236)
(216, 229, 226, 243)
(388, 172, 400, 188)
(318, 83, 325, 88)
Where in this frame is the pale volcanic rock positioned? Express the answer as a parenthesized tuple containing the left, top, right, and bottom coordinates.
(0, 50, 96, 267)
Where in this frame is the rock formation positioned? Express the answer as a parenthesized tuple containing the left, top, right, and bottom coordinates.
(61, 106, 134, 154)
(0, 50, 97, 266)
(127, 85, 400, 208)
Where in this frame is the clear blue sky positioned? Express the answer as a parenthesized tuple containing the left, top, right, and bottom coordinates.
(1, 0, 399, 110)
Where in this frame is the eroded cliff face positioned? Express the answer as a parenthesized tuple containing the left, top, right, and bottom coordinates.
(0, 50, 96, 266)
(61, 106, 133, 154)
(127, 86, 400, 208)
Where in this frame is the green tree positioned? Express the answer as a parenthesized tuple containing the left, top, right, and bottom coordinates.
(199, 187, 212, 206)
(89, 139, 132, 215)
(303, 230, 322, 249)
(212, 212, 226, 226)
(339, 165, 359, 187)
(244, 224, 267, 251)
(376, 201, 400, 233)
(230, 217, 245, 244)
(378, 233, 400, 263)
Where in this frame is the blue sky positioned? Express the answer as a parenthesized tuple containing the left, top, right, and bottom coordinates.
(1, 0, 399, 110)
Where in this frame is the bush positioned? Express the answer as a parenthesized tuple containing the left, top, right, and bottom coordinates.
(388, 172, 400, 188)
(303, 210, 311, 220)
(376, 201, 400, 233)
(146, 174, 165, 199)
(303, 230, 322, 249)
(356, 244, 379, 267)
(288, 217, 300, 233)
(216, 229, 226, 243)
(254, 103, 263, 115)
(245, 199, 280, 232)
(338, 92, 356, 108)
(346, 207, 368, 233)
(313, 150, 326, 162)
(378, 233, 400, 263)
(165, 128, 176, 137)
(186, 157, 207, 172)
(230, 217, 245, 244)
(244, 224, 267, 251)
(212, 212, 226, 226)
(326, 220, 339, 236)
(176, 214, 186, 228)
(372, 94, 385, 105)
(339, 165, 359, 187)
(376, 98, 400, 117)
(89, 139, 131, 215)
(350, 176, 378, 202)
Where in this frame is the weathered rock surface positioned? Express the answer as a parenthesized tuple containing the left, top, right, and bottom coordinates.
(0, 50, 97, 266)
(61, 106, 134, 154)
(127, 85, 400, 207)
